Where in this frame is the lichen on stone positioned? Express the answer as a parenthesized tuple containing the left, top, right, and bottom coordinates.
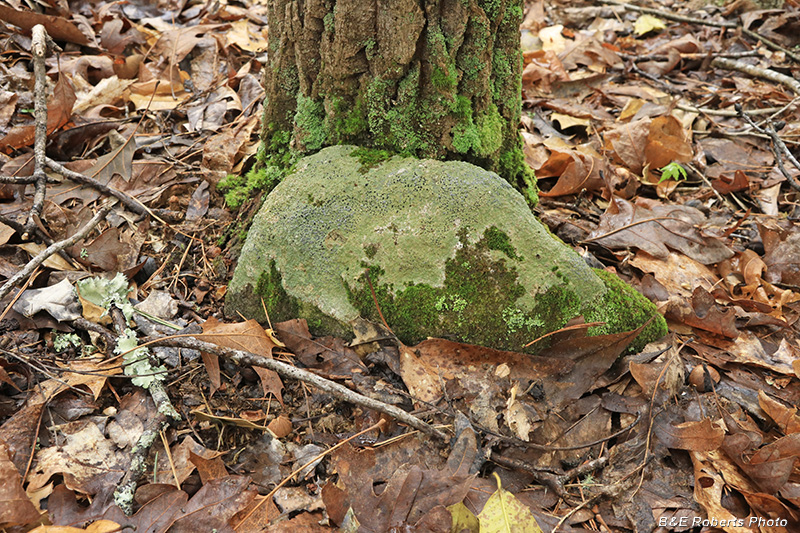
(226, 146, 666, 352)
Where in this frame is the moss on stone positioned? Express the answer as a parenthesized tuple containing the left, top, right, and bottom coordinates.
(255, 260, 349, 337)
(585, 268, 668, 352)
(343, 228, 600, 352)
(484, 226, 520, 260)
(347, 230, 546, 349)
(350, 147, 394, 173)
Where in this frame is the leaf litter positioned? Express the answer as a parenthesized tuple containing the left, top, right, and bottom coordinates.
(0, 0, 799, 531)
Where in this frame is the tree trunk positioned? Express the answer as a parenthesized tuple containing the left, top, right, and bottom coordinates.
(261, 0, 536, 202)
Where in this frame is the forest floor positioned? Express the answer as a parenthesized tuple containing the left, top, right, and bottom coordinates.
(0, 0, 799, 532)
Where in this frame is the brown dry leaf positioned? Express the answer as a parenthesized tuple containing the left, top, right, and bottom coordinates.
(0, 74, 76, 152)
(691, 450, 769, 533)
(663, 287, 739, 339)
(760, 222, 800, 287)
(0, 362, 20, 391)
(128, 77, 190, 111)
(85, 134, 135, 185)
(399, 338, 572, 405)
(151, 24, 227, 65)
(538, 149, 606, 197)
(333, 445, 471, 533)
(201, 318, 282, 403)
(0, 441, 40, 528)
(558, 33, 621, 71)
(604, 118, 650, 174)
(0, 6, 89, 45)
(27, 420, 127, 495)
(723, 331, 798, 376)
(28, 520, 121, 533)
(201, 115, 259, 172)
(189, 451, 228, 484)
(758, 391, 800, 435)
(588, 197, 734, 265)
(267, 415, 292, 439)
(629, 250, 718, 299)
(522, 50, 568, 94)
(199, 350, 221, 397)
(274, 319, 367, 377)
(539, 320, 651, 410)
(721, 433, 798, 496)
(713, 169, 750, 194)
(106, 391, 150, 450)
(699, 137, 774, 181)
(81, 227, 136, 272)
(167, 476, 255, 532)
(653, 418, 724, 452)
(18, 242, 76, 271)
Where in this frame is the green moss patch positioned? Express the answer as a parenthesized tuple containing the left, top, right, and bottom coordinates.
(350, 147, 395, 174)
(345, 228, 597, 351)
(585, 268, 668, 353)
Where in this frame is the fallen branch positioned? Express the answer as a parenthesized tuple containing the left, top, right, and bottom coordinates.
(0, 201, 114, 301)
(600, 0, 800, 65)
(25, 25, 56, 237)
(44, 158, 183, 223)
(108, 306, 179, 515)
(736, 104, 800, 193)
(490, 451, 608, 503)
(711, 57, 800, 96)
(152, 335, 450, 441)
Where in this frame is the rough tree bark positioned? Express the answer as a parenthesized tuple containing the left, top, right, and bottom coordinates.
(260, 0, 537, 203)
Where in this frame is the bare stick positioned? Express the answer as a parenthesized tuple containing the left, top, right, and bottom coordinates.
(44, 158, 182, 223)
(600, 0, 800, 64)
(736, 104, 800, 193)
(711, 57, 800, 96)
(25, 25, 55, 237)
(152, 335, 449, 441)
(0, 200, 114, 301)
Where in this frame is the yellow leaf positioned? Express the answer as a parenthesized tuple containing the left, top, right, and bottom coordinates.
(448, 501, 479, 533)
(634, 15, 666, 36)
(18, 243, 75, 271)
(538, 25, 566, 53)
(550, 112, 591, 132)
(478, 473, 543, 533)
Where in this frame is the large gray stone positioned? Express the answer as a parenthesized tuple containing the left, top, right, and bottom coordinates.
(226, 146, 665, 351)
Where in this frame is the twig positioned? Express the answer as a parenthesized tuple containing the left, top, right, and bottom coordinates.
(580, 216, 685, 244)
(115, 411, 169, 515)
(711, 57, 800, 96)
(600, 0, 800, 64)
(736, 104, 800, 193)
(620, 50, 760, 63)
(109, 305, 179, 515)
(43, 158, 182, 223)
(25, 25, 56, 237)
(151, 335, 449, 441)
(490, 452, 608, 503)
(599, 0, 735, 28)
(677, 104, 790, 117)
(0, 201, 114, 301)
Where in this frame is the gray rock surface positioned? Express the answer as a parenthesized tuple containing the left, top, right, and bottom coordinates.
(226, 145, 665, 351)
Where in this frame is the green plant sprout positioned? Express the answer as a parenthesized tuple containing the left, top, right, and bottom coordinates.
(658, 162, 688, 183)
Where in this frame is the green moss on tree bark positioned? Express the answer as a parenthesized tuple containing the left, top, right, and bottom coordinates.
(260, 0, 536, 203)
